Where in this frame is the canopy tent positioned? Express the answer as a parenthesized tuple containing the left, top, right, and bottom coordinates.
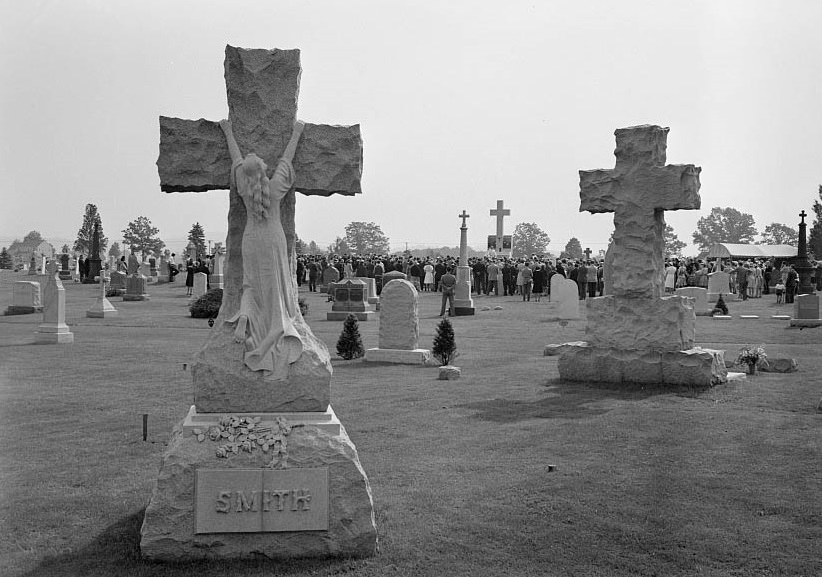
(706, 243, 797, 259)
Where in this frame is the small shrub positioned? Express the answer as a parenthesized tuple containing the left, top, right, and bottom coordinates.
(711, 293, 728, 316)
(336, 314, 364, 360)
(190, 288, 223, 318)
(432, 317, 459, 366)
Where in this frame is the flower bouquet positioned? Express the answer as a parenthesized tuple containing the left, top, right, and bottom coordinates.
(736, 345, 768, 375)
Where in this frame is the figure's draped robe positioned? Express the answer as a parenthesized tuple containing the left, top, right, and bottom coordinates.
(229, 157, 304, 379)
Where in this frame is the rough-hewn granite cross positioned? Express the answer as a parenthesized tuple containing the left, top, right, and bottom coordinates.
(579, 125, 701, 299)
(158, 45, 363, 317)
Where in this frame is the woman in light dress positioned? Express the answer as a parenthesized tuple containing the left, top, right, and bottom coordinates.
(423, 261, 434, 291)
(219, 118, 305, 380)
(664, 261, 677, 293)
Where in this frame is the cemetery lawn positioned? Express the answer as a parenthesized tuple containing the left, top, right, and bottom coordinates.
(1, 271, 821, 577)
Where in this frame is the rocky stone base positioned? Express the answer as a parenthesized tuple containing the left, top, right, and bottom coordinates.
(438, 365, 461, 380)
(585, 295, 695, 351)
(557, 342, 727, 386)
(140, 409, 377, 561)
(364, 348, 431, 364)
(326, 311, 375, 321)
(193, 320, 331, 413)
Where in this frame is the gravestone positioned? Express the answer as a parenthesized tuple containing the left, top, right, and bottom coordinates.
(327, 279, 375, 321)
(676, 287, 710, 316)
(35, 262, 73, 344)
(84, 222, 103, 284)
(138, 262, 152, 282)
(320, 265, 340, 294)
(5, 281, 42, 315)
(383, 270, 406, 283)
(454, 210, 475, 315)
(87, 271, 118, 318)
(707, 270, 731, 303)
(109, 270, 127, 291)
(28, 256, 37, 275)
(365, 279, 431, 364)
(354, 277, 379, 306)
(141, 45, 375, 561)
(545, 274, 580, 320)
(59, 253, 72, 281)
(556, 125, 726, 386)
(211, 247, 225, 289)
(193, 272, 208, 298)
(790, 293, 822, 328)
(123, 273, 150, 301)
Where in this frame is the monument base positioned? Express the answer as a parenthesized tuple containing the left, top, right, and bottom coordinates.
(140, 406, 377, 561)
(58, 271, 72, 281)
(4, 305, 42, 316)
(789, 318, 822, 328)
(556, 342, 727, 387)
(453, 307, 475, 316)
(35, 324, 74, 344)
(123, 294, 150, 301)
(87, 297, 118, 318)
(364, 348, 431, 364)
(326, 311, 375, 321)
(182, 404, 341, 435)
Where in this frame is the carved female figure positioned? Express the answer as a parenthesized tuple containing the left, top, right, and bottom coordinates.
(219, 118, 305, 379)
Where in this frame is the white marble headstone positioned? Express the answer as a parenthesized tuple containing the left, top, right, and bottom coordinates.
(193, 272, 208, 298)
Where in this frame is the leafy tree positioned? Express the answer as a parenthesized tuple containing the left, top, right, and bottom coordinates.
(327, 236, 350, 255)
(432, 317, 458, 366)
(108, 242, 122, 258)
(336, 314, 365, 360)
(692, 207, 757, 252)
(759, 223, 798, 246)
(23, 231, 43, 243)
(512, 222, 550, 258)
(187, 222, 207, 259)
(294, 234, 307, 255)
(0, 247, 11, 269)
(307, 240, 320, 254)
(343, 221, 390, 254)
(122, 216, 165, 259)
(561, 237, 584, 260)
(73, 204, 108, 255)
(663, 224, 687, 257)
(809, 185, 822, 259)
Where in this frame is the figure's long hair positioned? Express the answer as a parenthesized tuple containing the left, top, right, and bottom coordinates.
(236, 153, 271, 220)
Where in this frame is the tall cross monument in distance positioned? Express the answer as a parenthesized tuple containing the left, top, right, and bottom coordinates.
(454, 210, 475, 316)
(489, 200, 511, 256)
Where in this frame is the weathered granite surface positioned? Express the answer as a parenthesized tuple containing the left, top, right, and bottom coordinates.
(557, 343, 727, 386)
(579, 125, 701, 299)
(193, 319, 331, 413)
(158, 48, 362, 197)
(438, 366, 461, 380)
(676, 287, 710, 315)
(585, 295, 695, 352)
(378, 279, 418, 350)
(140, 417, 377, 560)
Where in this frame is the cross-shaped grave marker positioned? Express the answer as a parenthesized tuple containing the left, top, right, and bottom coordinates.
(459, 210, 471, 228)
(158, 46, 363, 318)
(584, 247, 592, 260)
(579, 125, 701, 299)
(489, 200, 510, 253)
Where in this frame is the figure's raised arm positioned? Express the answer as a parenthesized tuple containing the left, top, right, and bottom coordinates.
(281, 120, 305, 164)
(219, 119, 243, 164)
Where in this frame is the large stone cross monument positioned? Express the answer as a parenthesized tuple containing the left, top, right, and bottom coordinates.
(579, 125, 700, 299)
(141, 46, 376, 561)
(557, 125, 727, 386)
(489, 200, 510, 255)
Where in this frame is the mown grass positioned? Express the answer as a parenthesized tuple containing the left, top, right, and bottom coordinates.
(1, 271, 820, 576)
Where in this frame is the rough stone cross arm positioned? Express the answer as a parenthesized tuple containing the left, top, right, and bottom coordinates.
(156, 46, 362, 197)
(158, 118, 362, 196)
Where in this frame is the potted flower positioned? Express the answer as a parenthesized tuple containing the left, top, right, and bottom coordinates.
(736, 345, 768, 375)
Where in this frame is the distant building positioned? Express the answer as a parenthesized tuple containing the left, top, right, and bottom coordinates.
(7, 239, 55, 269)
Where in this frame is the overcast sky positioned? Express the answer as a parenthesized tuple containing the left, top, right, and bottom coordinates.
(1, 0, 820, 256)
